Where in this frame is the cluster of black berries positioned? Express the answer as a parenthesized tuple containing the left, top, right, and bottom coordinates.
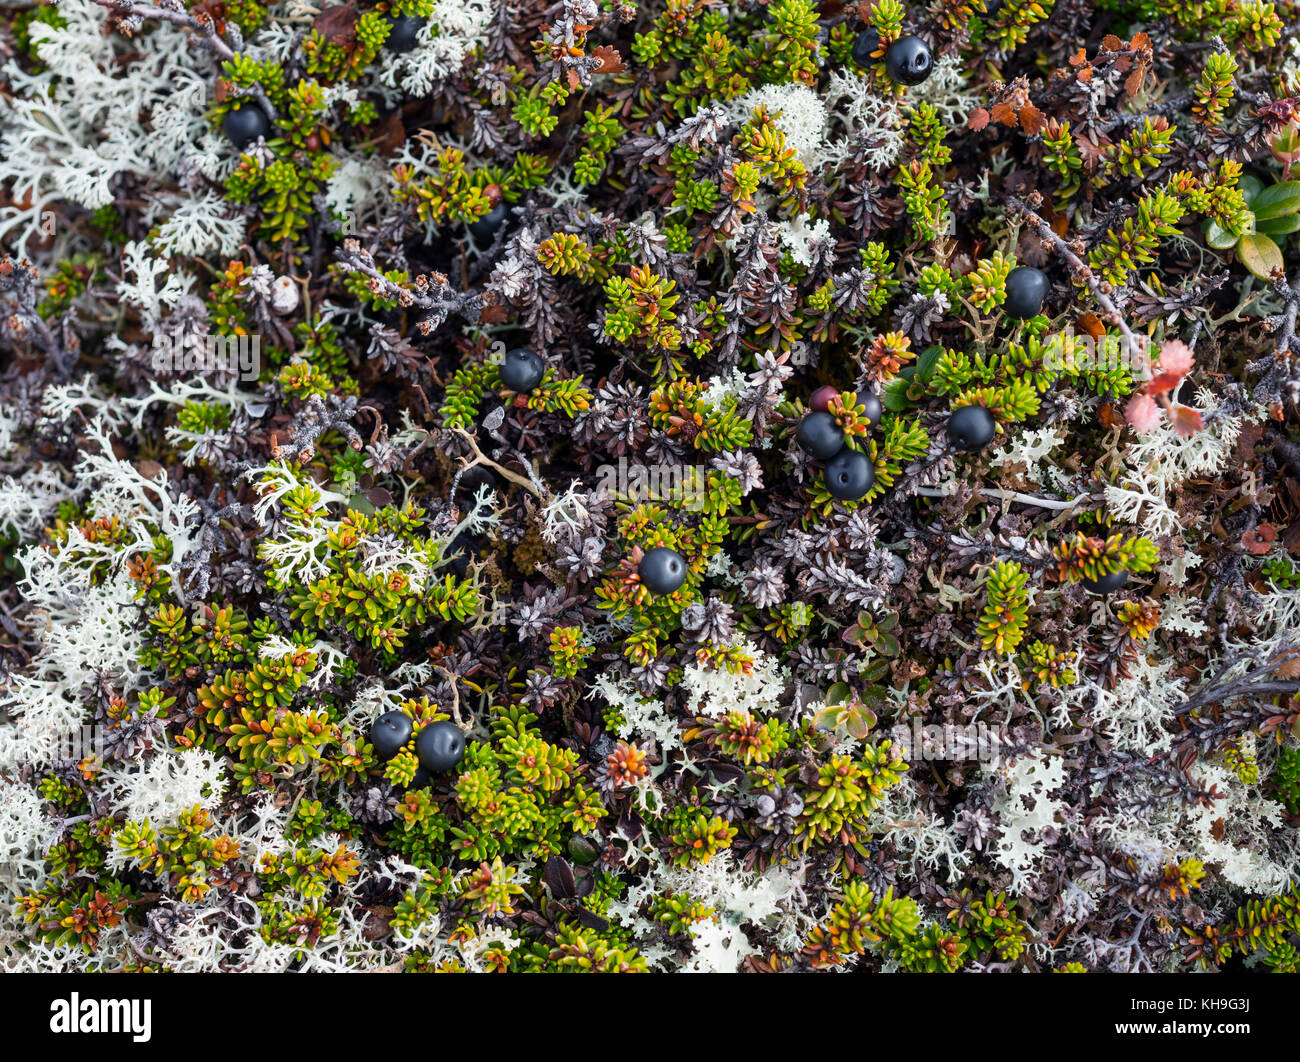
(221, 15, 425, 153)
(945, 266, 1049, 452)
(795, 386, 883, 501)
(371, 713, 466, 785)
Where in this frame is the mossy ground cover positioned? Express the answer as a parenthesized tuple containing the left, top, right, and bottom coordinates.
(1, 0, 1300, 973)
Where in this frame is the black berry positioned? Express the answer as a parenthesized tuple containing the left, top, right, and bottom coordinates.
(885, 35, 932, 86)
(223, 104, 270, 151)
(384, 14, 423, 53)
(458, 464, 496, 496)
(469, 202, 507, 240)
(500, 347, 546, 392)
(1082, 570, 1129, 595)
(852, 28, 880, 66)
(415, 720, 466, 772)
(1004, 266, 1049, 319)
(947, 405, 997, 452)
(370, 711, 412, 760)
(857, 390, 883, 428)
(796, 411, 845, 460)
(638, 546, 687, 595)
(823, 448, 875, 501)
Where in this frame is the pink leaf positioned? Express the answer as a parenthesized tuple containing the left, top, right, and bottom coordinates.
(1125, 392, 1162, 433)
(1157, 339, 1194, 378)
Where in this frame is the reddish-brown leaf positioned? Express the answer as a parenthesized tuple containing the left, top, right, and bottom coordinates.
(1242, 523, 1278, 556)
(313, 2, 358, 43)
(1146, 371, 1184, 397)
(968, 107, 990, 131)
(371, 110, 406, 157)
(1168, 404, 1205, 438)
(1077, 312, 1106, 340)
(990, 100, 1020, 128)
(1019, 102, 1046, 136)
(592, 45, 625, 75)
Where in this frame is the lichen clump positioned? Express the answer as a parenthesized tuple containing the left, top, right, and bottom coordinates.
(3, 0, 1300, 974)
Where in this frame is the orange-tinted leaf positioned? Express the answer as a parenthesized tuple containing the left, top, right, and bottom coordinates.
(1146, 371, 1183, 396)
(1078, 312, 1105, 340)
(1168, 404, 1204, 438)
(592, 45, 626, 75)
(1019, 102, 1046, 135)
(990, 100, 1020, 127)
(1242, 523, 1277, 556)
(968, 107, 990, 131)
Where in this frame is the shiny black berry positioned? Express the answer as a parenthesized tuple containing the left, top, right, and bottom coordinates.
(415, 720, 466, 772)
(947, 405, 997, 452)
(371, 711, 413, 760)
(1082, 570, 1129, 595)
(384, 14, 423, 53)
(1004, 266, 1049, 319)
(469, 202, 507, 241)
(852, 28, 880, 66)
(885, 35, 932, 86)
(796, 411, 845, 460)
(500, 347, 546, 392)
(223, 104, 270, 151)
(857, 390, 883, 428)
(638, 546, 687, 595)
(823, 448, 875, 501)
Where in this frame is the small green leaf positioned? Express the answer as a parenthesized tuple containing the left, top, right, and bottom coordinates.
(913, 344, 945, 383)
(1204, 219, 1239, 250)
(881, 376, 911, 412)
(1249, 181, 1300, 220)
(1237, 233, 1284, 280)
(825, 682, 851, 706)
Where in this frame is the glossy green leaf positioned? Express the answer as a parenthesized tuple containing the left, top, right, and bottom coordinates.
(1256, 213, 1300, 236)
(1204, 219, 1239, 250)
(1249, 181, 1300, 220)
(881, 376, 912, 412)
(1237, 232, 1284, 279)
